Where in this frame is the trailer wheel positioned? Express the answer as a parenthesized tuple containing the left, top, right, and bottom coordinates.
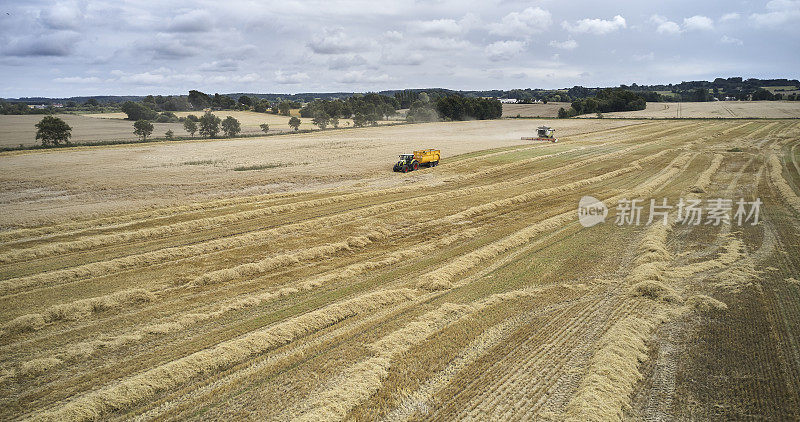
(413, 162, 419, 170)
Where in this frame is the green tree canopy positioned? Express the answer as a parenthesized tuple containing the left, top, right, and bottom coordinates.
(121, 101, 158, 121)
(199, 112, 221, 138)
(35, 116, 72, 146)
(183, 119, 197, 136)
(288, 116, 301, 131)
(133, 120, 154, 141)
(312, 111, 330, 129)
(221, 116, 241, 137)
(259, 123, 270, 133)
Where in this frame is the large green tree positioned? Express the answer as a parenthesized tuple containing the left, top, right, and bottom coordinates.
(35, 116, 72, 146)
(121, 101, 157, 120)
(221, 116, 241, 137)
(288, 116, 301, 131)
(199, 112, 221, 137)
(183, 119, 198, 136)
(133, 120, 154, 141)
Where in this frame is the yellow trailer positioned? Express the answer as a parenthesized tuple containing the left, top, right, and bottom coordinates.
(393, 149, 441, 172)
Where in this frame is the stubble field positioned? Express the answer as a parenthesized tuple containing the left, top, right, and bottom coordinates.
(0, 110, 404, 148)
(579, 100, 800, 119)
(0, 117, 798, 421)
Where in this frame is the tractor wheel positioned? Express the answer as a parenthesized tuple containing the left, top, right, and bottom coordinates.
(413, 161, 419, 170)
(402, 165, 409, 173)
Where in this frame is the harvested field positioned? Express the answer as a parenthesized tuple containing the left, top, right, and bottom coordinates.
(502, 102, 571, 118)
(1, 117, 799, 421)
(0, 114, 185, 148)
(577, 101, 800, 119)
(0, 118, 638, 226)
(87, 110, 403, 135)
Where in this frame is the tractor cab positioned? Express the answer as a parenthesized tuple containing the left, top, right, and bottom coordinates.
(393, 154, 420, 173)
(537, 126, 555, 138)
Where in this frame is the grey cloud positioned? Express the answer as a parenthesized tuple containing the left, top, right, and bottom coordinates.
(3, 32, 80, 57)
(328, 55, 368, 70)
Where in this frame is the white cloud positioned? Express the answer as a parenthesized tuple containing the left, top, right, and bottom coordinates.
(485, 40, 526, 61)
(488, 7, 552, 37)
(53, 76, 101, 83)
(327, 55, 368, 70)
(409, 18, 461, 35)
(549, 39, 578, 50)
(382, 31, 403, 42)
(336, 70, 390, 84)
(562, 15, 626, 34)
(751, 0, 800, 27)
(199, 59, 239, 72)
(409, 14, 478, 36)
(633, 52, 655, 61)
(720, 35, 744, 45)
(381, 50, 424, 65)
(307, 28, 364, 54)
(720, 13, 741, 21)
(39, 2, 84, 30)
(417, 37, 472, 51)
(274, 71, 310, 84)
(683, 15, 714, 31)
(120, 72, 167, 85)
(650, 15, 682, 34)
(167, 10, 214, 33)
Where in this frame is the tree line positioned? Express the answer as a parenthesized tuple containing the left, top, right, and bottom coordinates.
(558, 88, 647, 118)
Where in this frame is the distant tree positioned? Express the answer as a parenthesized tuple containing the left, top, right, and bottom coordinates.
(121, 101, 158, 121)
(183, 119, 198, 136)
(199, 112, 221, 138)
(751, 88, 775, 101)
(188, 90, 211, 110)
(330, 116, 339, 128)
(694, 88, 710, 102)
(406, 100, 438, 122)
(254, 100, 270, 113)
(237, 96, 253, 108)
(186, 114, 200, 122)
(288, 116, 301, 131)
(165, 129, 174, 140)
(312, 111, 330, 129)
(65, 101, 77, 108)
(133, 120, 154, 141)
(84, 98, 99, 108)
(352, 113, 367, 127)
(35, 116, 72, 146)
(260, 123, 270, 133)
(221, 116, 241, 137)
(278, 101, 292, 116)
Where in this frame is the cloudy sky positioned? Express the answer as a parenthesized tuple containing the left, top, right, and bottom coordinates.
(1, 0, 798, 97)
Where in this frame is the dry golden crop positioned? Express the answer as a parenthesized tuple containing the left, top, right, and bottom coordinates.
(1, 117, 798, 421)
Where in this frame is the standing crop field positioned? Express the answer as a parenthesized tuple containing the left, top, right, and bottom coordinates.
(0, 119, 799, 420)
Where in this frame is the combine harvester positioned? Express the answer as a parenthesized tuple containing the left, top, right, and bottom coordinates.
(522, 126, 558, 143)
(393, 149, 441, 173)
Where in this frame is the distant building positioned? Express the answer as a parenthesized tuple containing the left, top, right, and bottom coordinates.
(499, 98, 518, 104)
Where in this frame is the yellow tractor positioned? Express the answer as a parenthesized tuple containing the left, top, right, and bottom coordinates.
(393, 149, 440, 172)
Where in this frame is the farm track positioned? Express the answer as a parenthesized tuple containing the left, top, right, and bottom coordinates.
(1, 120, 798, 421)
